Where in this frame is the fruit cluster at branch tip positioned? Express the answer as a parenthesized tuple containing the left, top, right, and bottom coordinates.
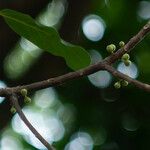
(121, 53, 131, 66)
(21, 89, 31, 104)
(119, 40, 131, 66)
(121, 80, 129, 86)
(105, 41, 130, 89)
(10, 106, 16, 114)
(21, 88, 27, 96)
(119, 41, 125, 47)
(106, 44, 116, 53)
(106, 41, 125, 54)
(114, 80, 129, 89)
(114, 81, 121, 89)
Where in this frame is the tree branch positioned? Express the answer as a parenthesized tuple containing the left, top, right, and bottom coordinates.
(0, 21, 150, 96)
(0, 19, 149, 150)
(105, 21, 150, 64)
(10, 94, 55, 150)
(104, 64, 150, 92)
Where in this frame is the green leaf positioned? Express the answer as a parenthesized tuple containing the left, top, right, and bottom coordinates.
(0, 9, 91, 70)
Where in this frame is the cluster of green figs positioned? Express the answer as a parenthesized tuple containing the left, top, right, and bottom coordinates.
(106, 41, 131, 89)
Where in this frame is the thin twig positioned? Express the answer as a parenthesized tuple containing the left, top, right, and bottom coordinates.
(0, 21, 150, 97)
(104, 64, 150, 92)
(10, 94, 55, 150)
(105, 21, 150, 64)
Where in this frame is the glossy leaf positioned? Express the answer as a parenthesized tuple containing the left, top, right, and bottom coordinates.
(0, 9, 91, 70)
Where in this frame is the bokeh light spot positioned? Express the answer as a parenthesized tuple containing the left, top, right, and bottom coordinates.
(88, 50, 111, 88)
(38, 0, 65, 27)
(82, 15, 106, 41)
(57, 104, 76, 132)
(89, 50, 103, 64)
(88, 71, 112, 88)
(91, 127, 107, 146)
(65, 132, 94, 150)
(0, 130, 23, 150)
(117, 62, 138, 79)
(0, 81, 7, 104)
(137, 1, 150, 20)
(12, 106, 65, 149)
(121, 113, 140, 132)
(34, 87, 57, 109)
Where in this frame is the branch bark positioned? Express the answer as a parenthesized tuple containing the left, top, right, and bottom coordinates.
(0, 21, 150, 96)
(104, 64, 150, 92)
(0, 19, 149, 150)
(10, 94, 55, 150)
(105, 21, 150, 64)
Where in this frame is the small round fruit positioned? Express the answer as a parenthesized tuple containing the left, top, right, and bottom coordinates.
(21, 89, 27, 96)
(114, 82, 121, 89)
(121, 80, 129, 86)
(122, 53, 130, 61)
(24, 96, 31, 104)
(106, 44, 116, 53)
(119, 41, 125, 47)
(124, 60, 131, 66)
(10, 107, 16, 114)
